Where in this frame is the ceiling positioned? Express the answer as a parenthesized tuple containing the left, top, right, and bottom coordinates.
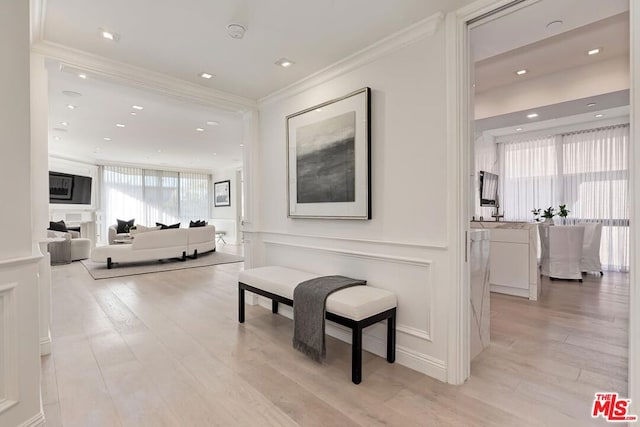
(471, 0, 630, 134)
(41, 0, 472, 170)
(43, 0, 471, 100)
(47, 64, 244, 171)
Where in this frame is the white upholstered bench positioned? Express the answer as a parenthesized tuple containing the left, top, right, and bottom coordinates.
(238, 266, 397, 384)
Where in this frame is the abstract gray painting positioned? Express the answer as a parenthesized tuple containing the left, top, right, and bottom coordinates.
(296, 111, 356, 203)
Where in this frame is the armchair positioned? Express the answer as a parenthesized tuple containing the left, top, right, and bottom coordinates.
(47, 230, 91, 263)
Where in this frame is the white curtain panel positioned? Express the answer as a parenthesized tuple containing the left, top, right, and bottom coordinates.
(102, 166, 145, 238)
(500, 135, 561, 221)
(179, 172, 212, 224)
(102, 166, 212, 241)
(498, 125, 629, 271)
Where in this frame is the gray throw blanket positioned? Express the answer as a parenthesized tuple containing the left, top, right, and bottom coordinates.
(293, 275, 366, 362)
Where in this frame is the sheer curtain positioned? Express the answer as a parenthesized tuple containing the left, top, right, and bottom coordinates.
(501, 135, 561, 220)
(102, 166, 145, 233)
(180, 172, 212, 224)
(499, 124, 629, 271)
(102, 166, 212, 242)
(561, 126, 629, 271)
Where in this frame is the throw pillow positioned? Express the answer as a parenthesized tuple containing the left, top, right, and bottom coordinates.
(156, 222, 180, 230)
(116, 218, 135, 234)
(48, 220, 68, 232)
(189, 220, 207, 228)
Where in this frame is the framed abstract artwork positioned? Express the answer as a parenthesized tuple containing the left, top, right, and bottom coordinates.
(214, 179, 231, 207)
(286, 87, 371, 219)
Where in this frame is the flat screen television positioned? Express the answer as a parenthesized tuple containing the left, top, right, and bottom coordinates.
(479, 171, 498, 207)
(49, 172, 92, 205)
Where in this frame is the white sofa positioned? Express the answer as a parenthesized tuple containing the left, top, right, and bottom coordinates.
(91, 225, 216, 269)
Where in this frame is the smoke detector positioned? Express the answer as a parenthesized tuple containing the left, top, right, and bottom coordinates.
(227, 23, 247, 39)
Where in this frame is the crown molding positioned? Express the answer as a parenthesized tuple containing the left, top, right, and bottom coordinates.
(30, 0, 47, 44)
(31, 40, 257, 113)
(258, 11, 445, 107)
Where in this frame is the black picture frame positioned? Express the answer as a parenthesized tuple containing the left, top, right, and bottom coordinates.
(286, 87, 371, 219)
(214, 179, 231, 207)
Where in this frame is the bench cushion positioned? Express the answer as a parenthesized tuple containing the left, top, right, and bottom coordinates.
(239, 266, 397, 321)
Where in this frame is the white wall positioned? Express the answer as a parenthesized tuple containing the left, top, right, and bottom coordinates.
(249, 17, 455, 380)
(475, 55, 630, 119)
(0, 1, 45, 426)
(211, 168, 241, 244)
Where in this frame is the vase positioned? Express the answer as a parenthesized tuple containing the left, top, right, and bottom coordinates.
(544, 217, 554, 224)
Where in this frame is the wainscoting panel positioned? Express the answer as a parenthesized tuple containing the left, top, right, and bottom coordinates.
(0, 282, 18, 415)
(246, 231, 450, 379)
(263, 239, 433, 341)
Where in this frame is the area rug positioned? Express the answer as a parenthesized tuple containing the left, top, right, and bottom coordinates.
(80, 251, 243, 280)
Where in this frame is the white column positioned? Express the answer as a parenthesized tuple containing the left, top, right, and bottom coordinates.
(0, 1, 45, 426)
(31, 52, 52, 356)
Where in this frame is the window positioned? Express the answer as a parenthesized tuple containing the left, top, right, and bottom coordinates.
(499, 124, 629, 271)
(102, 166, 211, 239)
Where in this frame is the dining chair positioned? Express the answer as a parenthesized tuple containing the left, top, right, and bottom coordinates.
(579, 222, 603, 275)
(539, 225, 585, 282)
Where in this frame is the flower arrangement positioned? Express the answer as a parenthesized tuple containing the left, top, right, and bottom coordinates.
(531, 208, 541, 222)
(542, 206, 556, 219)
(558, 204, 570, 218)
(532, 205, 570, 223)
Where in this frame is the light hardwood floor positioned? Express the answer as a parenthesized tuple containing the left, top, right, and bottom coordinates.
(42, 248, 629, 426)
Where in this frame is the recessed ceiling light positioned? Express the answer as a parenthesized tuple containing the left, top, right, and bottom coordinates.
(62, 90, 82, 98)
(240, 143, 244, 148)
(116, 123, 125, 128)
(94, 147, 101, 151)
(516, 127, 523, 131)
(315, 108, 323, 112)
(132, 105, 144, 110)
(212, 153, 217, 156)
(78, 73, 87, 79)
(527, 113, 538, 119)
(587, 48, 601, 56)
(130, 112, 137, 116)
(53, 127, 67, 132)
(515, 69, 527, 76)
(206, 121, 219, 126)
(196, 128, 204, 132)
(587, 102, 596, 107)
(67, 104, 76, 110)
(200, 72, 214, 79)
(99, 29, 119, 42)
(275, 58, 295, 68)
(60, 121, 69, 126)
(54, 136, 61, 141)
(103, 137, 112, 141)
(595, 114, 604, 118)
(157, 149, 162, 153)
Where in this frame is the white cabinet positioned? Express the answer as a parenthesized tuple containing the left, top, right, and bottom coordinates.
(471, 222, 540, 301)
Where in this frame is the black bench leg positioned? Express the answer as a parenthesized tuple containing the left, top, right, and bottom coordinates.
(352, 326, 362, 384)
(387, 309, 396, 363)
(238, 286, 245, 323)
(107, 257, 113, 269)
(272, 300, 278, 314)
